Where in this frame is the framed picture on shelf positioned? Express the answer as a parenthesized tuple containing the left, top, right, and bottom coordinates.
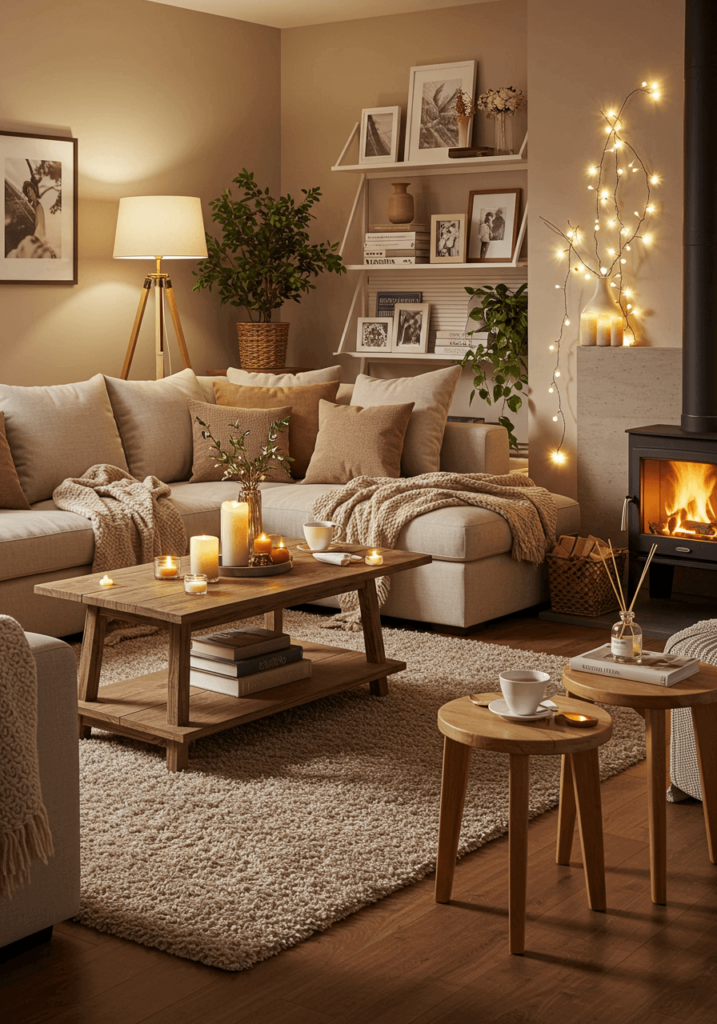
(466, 188, 521, 263)
(356, 317, 393, 353)
(359, 106, 401, 165)
(392, 303, 430, 352)
(404, 61, 477, 164)
(430, 214, 467, 263)
(1, 129, 78, 284)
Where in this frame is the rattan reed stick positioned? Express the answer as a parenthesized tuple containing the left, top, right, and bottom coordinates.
(609, 539, 627, 612)
(598, 546, 626, 612)
(626, 543, 658, 616)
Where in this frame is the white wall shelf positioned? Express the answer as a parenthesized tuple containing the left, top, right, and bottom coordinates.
(346, 261, 527, 271)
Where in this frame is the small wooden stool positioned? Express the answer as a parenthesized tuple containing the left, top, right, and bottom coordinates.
(561, 664, 717, 905)
(435, 695, 613, 955)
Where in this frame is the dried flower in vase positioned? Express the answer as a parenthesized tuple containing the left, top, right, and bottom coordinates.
(476, 86, 526, 118)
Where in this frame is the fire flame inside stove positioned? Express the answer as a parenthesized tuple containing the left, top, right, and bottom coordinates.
(649, 460, 717, 540)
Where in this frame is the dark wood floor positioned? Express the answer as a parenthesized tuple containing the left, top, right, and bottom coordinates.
(3, 613, 716, 1024)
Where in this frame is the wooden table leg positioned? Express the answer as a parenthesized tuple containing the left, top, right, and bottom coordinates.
(645, 709, 667, 905)
(435, 737, 472, 904)
(691, 702, 717, 864)
(264, 608, 283, 634)
(556, 753, 577, 865)
(167, 621, 192, 772)
(571, 749, 607, 911)
(509, 753, 530, 955)
(358, 579, 388, 696)
(77, 607, 107, 739)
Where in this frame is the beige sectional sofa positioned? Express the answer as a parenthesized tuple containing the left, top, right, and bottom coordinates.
(0, 368, 579, 638)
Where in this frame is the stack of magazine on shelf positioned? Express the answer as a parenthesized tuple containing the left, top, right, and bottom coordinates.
(364, 224, 429, 265)
(433, 330, 489, 357)
(569, 645, 700, 687)
(189, 626, 311, 697)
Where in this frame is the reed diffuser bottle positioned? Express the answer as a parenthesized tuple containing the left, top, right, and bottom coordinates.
(610, 611, 643, 663)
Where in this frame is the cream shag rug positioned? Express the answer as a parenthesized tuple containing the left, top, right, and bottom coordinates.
(74, 612, 646, 971)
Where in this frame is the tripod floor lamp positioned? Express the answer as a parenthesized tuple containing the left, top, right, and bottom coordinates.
(113, 195, 207, 379)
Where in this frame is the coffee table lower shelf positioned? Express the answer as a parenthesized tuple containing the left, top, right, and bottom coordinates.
(79, 639, 405, 758)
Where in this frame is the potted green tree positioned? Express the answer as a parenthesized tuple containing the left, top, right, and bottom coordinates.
(193, 169, 346, 370)
(460, 282, 528, 452)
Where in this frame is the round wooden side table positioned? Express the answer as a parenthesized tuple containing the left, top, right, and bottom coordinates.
(434, 695, 613, 955)
(561, 664, 717, 906)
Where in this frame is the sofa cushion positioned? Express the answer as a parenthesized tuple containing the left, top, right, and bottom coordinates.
(188, 399, 292, 483)
(350, 365, 461, 477)
(304, 400, 414, 484)
(0, 413, 31, 510)
(0, 508, 95, 582)
(104, 368, 205, 483)
(213, 380, 340, 479)
(0, 375, 128, 504)
(226, 365, 342, 387)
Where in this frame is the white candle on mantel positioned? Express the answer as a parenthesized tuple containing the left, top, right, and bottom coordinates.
(190, 535, 219, 579)
(221, 501, 249, 566)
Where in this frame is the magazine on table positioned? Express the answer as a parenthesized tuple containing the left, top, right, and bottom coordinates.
(569, 645, 700, 687)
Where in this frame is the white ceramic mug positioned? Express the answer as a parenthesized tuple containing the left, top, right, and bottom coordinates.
(303, 521, 343, 552)
(499, 670, 558, 717)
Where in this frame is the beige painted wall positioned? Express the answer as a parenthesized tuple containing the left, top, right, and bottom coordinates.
(280, 1, 528, 424)
(527, 0, 685, 497)
(0, 0, 280, 385)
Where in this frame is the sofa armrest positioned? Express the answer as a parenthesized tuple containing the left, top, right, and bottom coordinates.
(440, 422, 510, 476)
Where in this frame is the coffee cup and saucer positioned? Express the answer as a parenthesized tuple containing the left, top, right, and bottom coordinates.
(489, 670, 559, 722)
(297, 521, 344, 553)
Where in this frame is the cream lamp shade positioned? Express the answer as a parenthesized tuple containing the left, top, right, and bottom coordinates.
(113, 195, 208, 259)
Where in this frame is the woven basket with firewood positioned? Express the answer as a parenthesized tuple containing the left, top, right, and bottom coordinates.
(547, 535, 628, 617)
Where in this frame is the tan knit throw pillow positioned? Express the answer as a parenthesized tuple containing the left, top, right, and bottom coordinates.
(0, 412, 31, 510)
(304, 400, 415, 484)
(188, 400, 292, 483)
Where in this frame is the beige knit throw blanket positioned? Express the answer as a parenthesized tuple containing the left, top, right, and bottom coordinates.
(0, 616, 54, 898)
(53, 464, 188, 572)
(312, 472, 558, 630)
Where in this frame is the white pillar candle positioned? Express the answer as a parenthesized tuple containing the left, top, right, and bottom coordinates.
(190, 535, 219, 580)
(221, 501, 249, 566)
(596, 317, 612, 346)
(579, 314, 597, 346)
(610, 320, 624, 346)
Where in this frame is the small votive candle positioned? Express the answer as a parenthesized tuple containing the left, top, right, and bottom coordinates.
(365, 549, 384, 566)
(154, 555, 180, 579)
(253, 533, 273, 555)
(271, 539, 291, 564)
(190, 535, 219, 581)
(99, 575, 114, 587)
(184, 573, 208, 595)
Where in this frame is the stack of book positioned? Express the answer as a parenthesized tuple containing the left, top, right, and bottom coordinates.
(189, 626, 311, 696)
(434, 330, 489, 357)
(364, 223, 429, 265)
(570, 645, 700, 687)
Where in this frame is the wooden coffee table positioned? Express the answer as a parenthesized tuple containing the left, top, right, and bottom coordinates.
(35, 541, 430, 772)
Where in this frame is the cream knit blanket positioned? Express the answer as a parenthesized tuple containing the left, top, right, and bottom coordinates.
(53, 464, 188, 573)
(312, 472, 557, 630)
(0, 616, 54, 898)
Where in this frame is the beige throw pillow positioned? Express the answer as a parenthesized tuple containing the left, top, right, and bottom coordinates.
(0, 374, 129, 504)
(350, 365, 461, 477)
(0, 412, 31, 510)
(188, 400, 292, 483)
(304, 400, 414, 484)
(213, 379, 340, 478)
(104, 368, 206, 483)
(226, 365, 341, 387)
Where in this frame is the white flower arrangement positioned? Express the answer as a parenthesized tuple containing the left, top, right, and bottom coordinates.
(475, 86, 526, 118)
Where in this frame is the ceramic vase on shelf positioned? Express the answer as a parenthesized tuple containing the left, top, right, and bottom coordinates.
(388, 183, 414, 225)
(456, 115, 472, 149)
(579, 275, 625, 347)
(493, 112, 514, 155)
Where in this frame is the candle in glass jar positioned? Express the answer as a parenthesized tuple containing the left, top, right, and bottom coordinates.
(154, 555, 180, 579)
(190, 535, 219, 581)
(184, 573, 208, 595)
(271, 539, 291, 564)
(253, 533, 273, 555)
(365, 549, 384, 566)
(221, 501, 249, 566)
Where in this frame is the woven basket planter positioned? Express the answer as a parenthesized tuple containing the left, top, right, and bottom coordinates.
(547, 547, 628, 617)
(236, 322, 289, 372)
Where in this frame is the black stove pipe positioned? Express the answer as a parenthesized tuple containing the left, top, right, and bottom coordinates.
(682, 0, 717, 433)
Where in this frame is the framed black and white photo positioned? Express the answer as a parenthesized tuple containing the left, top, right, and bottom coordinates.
(359, 106, 401, 165)
(1, 130, 78, 284)
(430, 214, 467, 263)
(404, 61, 477, 164)
(466, 188, 521, 263)
(392, 303, 430, 353)
(356, 317, 393, 353)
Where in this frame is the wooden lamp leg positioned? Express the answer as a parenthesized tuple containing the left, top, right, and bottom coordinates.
(165, 279, 193, 371)
(120, 276, 152, 380)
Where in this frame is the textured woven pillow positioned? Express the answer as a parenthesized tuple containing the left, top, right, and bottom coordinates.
(304, 400, 414, 484)
(350, 365, 461, 477)
(104, 368, 206, 483)
(0, 412, 31, 510)
(0, 374, 128, 504)
(213, 380, 340, 478)
(188, 400, 292, 483)
(226, 365, 341, 387)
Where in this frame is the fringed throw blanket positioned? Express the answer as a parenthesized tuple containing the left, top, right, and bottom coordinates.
(53, 464, 187, 572)
(0, 616, 54, 898)
(312, 472, 558, 630)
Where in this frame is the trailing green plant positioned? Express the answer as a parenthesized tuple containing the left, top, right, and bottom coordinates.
(460, 282, 528, 451)
(195, 416, 293, 487)
(192, 169, 346, 323)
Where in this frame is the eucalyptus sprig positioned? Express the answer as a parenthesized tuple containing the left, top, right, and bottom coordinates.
(195, 416, 293, 487)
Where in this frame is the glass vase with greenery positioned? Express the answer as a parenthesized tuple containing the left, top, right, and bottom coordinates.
(460, 282, 528, 451)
